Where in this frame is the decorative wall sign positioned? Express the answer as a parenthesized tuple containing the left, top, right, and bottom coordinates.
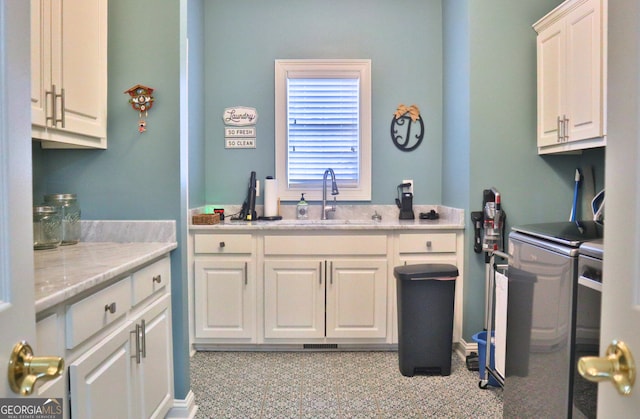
(391, 103, 424, 152)
(223, 106, 258, 149)
(225, 127, 256, 138)
(223, 106, 258, 126)
(225, 138, 256, 149)
(124, 84, 155, 133)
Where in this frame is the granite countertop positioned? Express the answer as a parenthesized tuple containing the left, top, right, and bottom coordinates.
(190, 204, 465, 231)
(34, 220, 177, 314)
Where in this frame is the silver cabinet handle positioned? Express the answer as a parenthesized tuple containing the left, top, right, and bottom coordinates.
(45, 87, 55, 127)
(131, 324, 141, 364)
(319, 261, 323, 285)
(140, 320, 147, 359)
(330, 261, 334, 285)
(56, 88, 65, 128)
(244, 262, 248, 285)
(560, 115, 565, 142)
(563, 115, 569, 141)
(153, 274, 162, 284)
(104, 302, 116, 314)
(557, 115, 561, 143)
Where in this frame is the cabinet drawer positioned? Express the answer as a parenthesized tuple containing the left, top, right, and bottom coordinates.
(398, 233, 456, 254)
(132, 256, 171, 305)
(66, 278, 132, 349)
(36, 314, 60, 357)
(194, 234, 253, 254)
(265, 235, 387, 255)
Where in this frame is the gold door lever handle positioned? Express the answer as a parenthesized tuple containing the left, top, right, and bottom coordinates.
(578, 340, 635, 395)
(8, 341, 64, 396)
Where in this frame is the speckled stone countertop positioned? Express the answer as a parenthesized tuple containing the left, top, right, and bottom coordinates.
(190, 205, 465, 231)
(34, 221, 177, 314)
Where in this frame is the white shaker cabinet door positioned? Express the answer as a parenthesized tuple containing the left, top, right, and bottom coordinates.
(194, 259, 256, 340)
(326, 259, 388, 339)
(264, 259, 325, 339)
(537, 16, 566, 148)
(135, 294, 174, 419)
(69, 323, 135, 419)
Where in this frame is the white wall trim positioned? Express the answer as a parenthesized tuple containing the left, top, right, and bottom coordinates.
(166, 390, 198, 419)
(455, 337, 478, 359)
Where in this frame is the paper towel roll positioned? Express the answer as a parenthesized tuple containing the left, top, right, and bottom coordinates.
(264, 177, 278, 217)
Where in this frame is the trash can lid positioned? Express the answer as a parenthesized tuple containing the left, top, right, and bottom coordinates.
(394, 263, 458, 280)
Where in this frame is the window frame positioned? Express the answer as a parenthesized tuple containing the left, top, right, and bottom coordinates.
(275, 59, 372, 201)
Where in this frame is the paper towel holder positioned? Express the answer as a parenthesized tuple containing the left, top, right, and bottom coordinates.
(259, 176, 283, 221)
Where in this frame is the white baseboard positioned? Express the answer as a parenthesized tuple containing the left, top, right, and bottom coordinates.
(165, 390, 198, 419)
(455, 337, 479, 359)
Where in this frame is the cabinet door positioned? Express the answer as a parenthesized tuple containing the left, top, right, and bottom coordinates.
(69, 323, 135, 419)
(564, 0, 604, 142)
(537, 17, 566, 148)
(30, 0, 49, 127)
(264, 259, 324, 339)
(58, 0, 107, 139)
(135, 294, 174, 419)
(326, 259, 387, 338)
(535, 0, 606, 153)
(194, 259, 256, 339)
(31, 0, 107, 147)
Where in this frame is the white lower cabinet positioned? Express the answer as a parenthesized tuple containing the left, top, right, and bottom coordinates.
(37, 255, 174, 419)
(263, 234, 389, 342)
(264, 258, 387, 340)
(69, 294, 173, 419)
(194, 259, 255, 340)
(192, 233, 256, 341)
(190, 228, 463, 348)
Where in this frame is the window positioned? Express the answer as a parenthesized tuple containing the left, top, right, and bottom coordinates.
(275, 59, 371, 201)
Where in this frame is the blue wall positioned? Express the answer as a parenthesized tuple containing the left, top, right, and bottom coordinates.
(442, 0, 605, 340)
(188, 0, 206, 210)
(204, 0, 444, 205)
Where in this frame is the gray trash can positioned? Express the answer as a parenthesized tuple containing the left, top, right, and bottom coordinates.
(394, 263, 458, 376)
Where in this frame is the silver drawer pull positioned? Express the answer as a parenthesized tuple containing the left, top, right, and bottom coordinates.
(104, 302, 116, 314)
(219, 241, 226, 248)
(426, 241, 432, 248)
(153, 274, 162, 284)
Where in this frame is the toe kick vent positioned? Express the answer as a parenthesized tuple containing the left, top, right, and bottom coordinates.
(303, 344, 338, 350)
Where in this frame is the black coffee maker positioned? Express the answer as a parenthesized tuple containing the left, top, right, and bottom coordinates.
(396, 182, 415, 220)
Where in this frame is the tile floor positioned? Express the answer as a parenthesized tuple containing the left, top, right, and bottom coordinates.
(190, 351, 503, 418)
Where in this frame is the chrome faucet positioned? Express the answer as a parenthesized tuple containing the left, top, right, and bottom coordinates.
(322, 168, 339, 220)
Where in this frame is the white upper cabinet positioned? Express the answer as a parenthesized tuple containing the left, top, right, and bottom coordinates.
(534, 0, 607, 154)
(31, 0, 108, 149)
